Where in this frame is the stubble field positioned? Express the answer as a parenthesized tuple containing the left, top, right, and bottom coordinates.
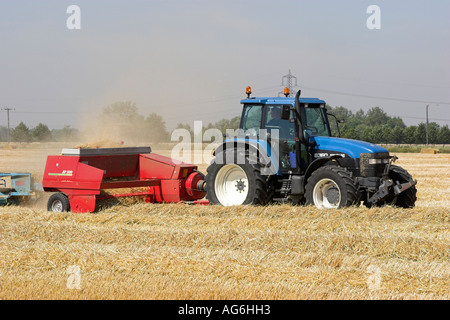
(0, 143, 448, 300)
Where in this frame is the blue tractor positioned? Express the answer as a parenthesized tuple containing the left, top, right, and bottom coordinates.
(205, 88, 417, 208)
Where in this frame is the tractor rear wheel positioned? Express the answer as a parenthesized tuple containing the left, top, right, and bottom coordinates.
(305, 166, 358, 209)
(47, 193, 71, 212)
(205, 160, 271, 206)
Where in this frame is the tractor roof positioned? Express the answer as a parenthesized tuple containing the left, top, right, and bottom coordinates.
(240, 97, 326, 105)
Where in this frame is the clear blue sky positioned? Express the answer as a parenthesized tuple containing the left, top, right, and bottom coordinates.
(1, 0, 449, 130)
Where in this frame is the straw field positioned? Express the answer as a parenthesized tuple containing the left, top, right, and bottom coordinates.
(0, 144, 449, 300)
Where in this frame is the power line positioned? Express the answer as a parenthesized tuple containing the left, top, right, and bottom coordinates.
(5, 82, 449, 126)
(391, 115, 450, 122)
(11, 111, 81, 114)
(302, 85, 450, 105)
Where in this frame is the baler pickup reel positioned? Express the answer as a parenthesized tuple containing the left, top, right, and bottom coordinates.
(43, 147, 207, 213)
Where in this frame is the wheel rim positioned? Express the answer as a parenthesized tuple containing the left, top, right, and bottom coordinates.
(312, 178, 341, 209)
(214, 164, 249, 206)
(51, 199, 63, 212)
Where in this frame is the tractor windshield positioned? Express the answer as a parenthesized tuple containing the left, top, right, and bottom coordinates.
(303, 105, 331, 137)
(240, 105, 262, 136)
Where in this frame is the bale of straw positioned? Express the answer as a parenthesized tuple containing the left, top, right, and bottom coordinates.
(74, 139, 125, 149)
(420, 148, 439, 154)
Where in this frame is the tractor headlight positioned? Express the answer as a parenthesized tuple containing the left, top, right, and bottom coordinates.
(368, 158, 390, 165)
(360, 153, 390, 177)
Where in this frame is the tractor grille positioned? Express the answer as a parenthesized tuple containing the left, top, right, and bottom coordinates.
(360, 152, 390, 177)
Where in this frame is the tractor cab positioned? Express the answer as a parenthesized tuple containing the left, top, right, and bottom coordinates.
(239, 90, 331, 173)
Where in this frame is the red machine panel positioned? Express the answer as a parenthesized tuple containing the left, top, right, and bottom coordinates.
(43, 155, 104, 194)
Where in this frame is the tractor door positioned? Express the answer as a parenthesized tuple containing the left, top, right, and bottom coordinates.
(263, 105, 306, 172)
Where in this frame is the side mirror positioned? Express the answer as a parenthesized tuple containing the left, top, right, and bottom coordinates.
(281, 105, 291, 120)
(303, 129, 313, 142)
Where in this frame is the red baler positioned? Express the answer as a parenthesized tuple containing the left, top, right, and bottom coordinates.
(42, 147, 207, 213)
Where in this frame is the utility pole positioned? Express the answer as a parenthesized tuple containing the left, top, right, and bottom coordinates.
(426, 105, 429, 145)
(2, 107, 14, 143)
(280, 69, 298, 97)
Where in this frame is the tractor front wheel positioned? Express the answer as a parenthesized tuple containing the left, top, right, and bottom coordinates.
(365, 165, 417, 208)
(389, 165, 417, 208)
(305, 166, 358, 209)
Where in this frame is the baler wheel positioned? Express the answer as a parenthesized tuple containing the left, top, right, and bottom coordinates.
(47, 193, 71, 212)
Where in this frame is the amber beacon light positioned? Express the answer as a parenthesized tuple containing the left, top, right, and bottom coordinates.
(246, 86, 252, 98)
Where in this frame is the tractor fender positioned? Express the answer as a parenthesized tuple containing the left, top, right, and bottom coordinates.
(304, 155, 343, 186)
(213, 140, 278, 175)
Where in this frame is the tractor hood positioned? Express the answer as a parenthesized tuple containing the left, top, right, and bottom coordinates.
(312, 136, 388, 159)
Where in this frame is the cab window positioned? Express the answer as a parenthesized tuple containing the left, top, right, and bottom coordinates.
(264, 105, 295, 141)
(240, 105, 262, 135)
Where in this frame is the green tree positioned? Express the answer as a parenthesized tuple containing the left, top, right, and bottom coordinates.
(387, 117, 406, 129)
(341, 126, 359, 140)
(355, 108, 365, 118)
(145, 113, 170, 142)
(327, 105, 353, 120)
(369, 125, 384, 143)
(32, 123, 52, 142)
(362, 125, 373, 143)
(206, 116, 240, 134)
(403, 126, 417, 144)
(380, 124, 393, 144)
(427, 122, 440, 144)
(354, 124, 368, 141)
(103, 101, 141, 121)
(51, 125, 79, 142)
(102, 101, 145, 141)
(0, 126, 8, 142)
(174, 123, 194, 140)
(438, 125, 450, 144)
(414, 123, 427, 144)
(365, 107, 390, 127)
(11, 122, 32, 142)
(390, 126, 404, 144)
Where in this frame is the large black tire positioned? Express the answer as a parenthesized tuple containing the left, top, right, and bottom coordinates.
(305, 166, 359, 209)
(47, 193, 71, 212)
(387, 165, 417, 208)
(205, 156, 272, 206)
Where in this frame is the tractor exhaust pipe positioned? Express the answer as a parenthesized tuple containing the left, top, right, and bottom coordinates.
(294, 90, 305, 144)
(294, 90, 306, 171)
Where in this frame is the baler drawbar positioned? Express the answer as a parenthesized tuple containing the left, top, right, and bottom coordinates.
(43, 147, 207, 213)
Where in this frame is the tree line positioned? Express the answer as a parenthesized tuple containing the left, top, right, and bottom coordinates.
(326, 105, 450, 144)
(0, 122, 79, 143)
(3, 102, 449, 144)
